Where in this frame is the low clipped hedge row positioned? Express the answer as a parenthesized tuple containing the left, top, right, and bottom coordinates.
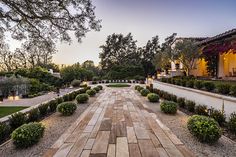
(0, 85, 104, 145)
(153, 88, 226, 126)
(152, 87, 236, 142)
(160, 77, 236, 97)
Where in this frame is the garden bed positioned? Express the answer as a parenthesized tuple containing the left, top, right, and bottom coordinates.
(0, 96, 97, 157)
(136, 91, 236, 157)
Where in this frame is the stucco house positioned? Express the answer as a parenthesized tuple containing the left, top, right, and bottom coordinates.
(169, 29, 236, 79)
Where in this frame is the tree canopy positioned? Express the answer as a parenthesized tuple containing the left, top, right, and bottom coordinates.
(99, 33, 140, 70)
(0, 0, 101, 43)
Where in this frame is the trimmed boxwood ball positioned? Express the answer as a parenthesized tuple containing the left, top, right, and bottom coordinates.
(76, 94, 89, 103)
(11, 122, 45, 148)
(147, 93, 159, 102)
(187, 115, 221, 143)
(57, 102, 77, 116)
(160, 101, 177, 114)
(93, 87, 100, 93)
(97, 85, 103, 90)
(140, 89, 150, 96)
(86, 89, 96, 97)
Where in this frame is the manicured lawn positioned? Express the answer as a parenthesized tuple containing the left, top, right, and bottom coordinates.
(0, 106, 28, 118)
(106, 83, 131, 87)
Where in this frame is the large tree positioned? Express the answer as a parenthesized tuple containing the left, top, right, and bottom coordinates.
(140, 36, 160, 76)
(0, 0, 101, 44)
(99, 33, 140, 70)
(153, 33, 177, 72)
(174, 39, 201, 76)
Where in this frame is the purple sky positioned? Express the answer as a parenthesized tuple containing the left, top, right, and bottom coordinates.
(53, 0, 236, 65)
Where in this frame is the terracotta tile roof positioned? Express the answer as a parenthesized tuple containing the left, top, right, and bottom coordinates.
(198, 29, 236, 45)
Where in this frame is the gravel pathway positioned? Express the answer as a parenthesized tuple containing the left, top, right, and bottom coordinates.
(0, 94, 99, 157)
(137, 91, 236, 157)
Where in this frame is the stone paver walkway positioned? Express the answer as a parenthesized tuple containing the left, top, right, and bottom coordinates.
(44, 87, 194, 157)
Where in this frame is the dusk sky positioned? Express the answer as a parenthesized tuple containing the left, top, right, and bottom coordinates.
(53, 0, 236, 65)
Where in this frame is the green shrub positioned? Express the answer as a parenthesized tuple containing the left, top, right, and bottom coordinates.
(140, 89, 150, 96)
(56, 97, 64, 104)
(147, 93, 159, 102)
(9, 112, 27, 130)
(180, 79, 186, 87)
(210, 109, 226, 126)
(230, 85, 236, 96)
(194, 80, 203, 89)
(57, 102, 77, 116)
(177, 97, 185, 108)
(170, 94, 177, 102)
(78, 88, 86, 94)
(216, 84, 231, 95)
(28, 108, 40, 122)
(228, 112, 236, 135)
(93, 87, 100, 93)
(160, 101, 177, 114)
(0, 122, 10, 143)
(137, 86, 144, 92)
(86, 89, 96, 97)
(175, 79, 181, 86)
(185, 100, 195, 112)
(135, 85, 140, 90)
(187, 115, 221, 143)
(195, 105, 208, 116)
(11, 122, 45, 148)
(76, 94, 89, 103)
(162, 92, 171, 101)
(48, 100, 58, 112)
(161, 78, 167, 83)
(63, 94, 70, 101)
(203, 81, 215, 91)
(186, 80, 194, 88)
(71, 79, 81, 87)
(38, 104, 49, 116)
(97, 85, 103, 90)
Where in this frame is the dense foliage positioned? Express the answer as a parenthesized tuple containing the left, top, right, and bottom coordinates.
(187, 115, 221, 143)
(76, 94, 89, 103)
(160, 101, 177, 114)
(11, 122, 45, 148)
(57, 102, 77, 116)
(147, 93, 159, 102)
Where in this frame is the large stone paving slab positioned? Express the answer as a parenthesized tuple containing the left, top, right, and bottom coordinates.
(43, 87, 194, 157)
